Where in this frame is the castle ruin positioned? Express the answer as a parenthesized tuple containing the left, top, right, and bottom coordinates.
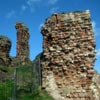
(41, 10, 96, 100)
(15, 22, 30, 64)
(0, 22, 30, 65)
(0, 10, 100, 100)
(0, 36, 11, 65)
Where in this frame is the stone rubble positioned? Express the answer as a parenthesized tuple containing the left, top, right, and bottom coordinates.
(41, 10, 96, 100)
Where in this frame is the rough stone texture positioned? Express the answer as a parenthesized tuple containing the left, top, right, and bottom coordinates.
(90, 71, 100, 100)
(41, 10, 96, 100)
(0, 35, 11, 65)
(15, 22, 30, 64)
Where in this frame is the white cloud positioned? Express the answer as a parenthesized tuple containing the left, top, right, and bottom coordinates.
(92, 21, 96, 30)
(39, 23, 44, 30)
(50, 7, 59, 14)
(26, 0, 41, 13)
(21, 5, 27, 11)
(96, 49, 100, 57)
(6, 10, 15, 18)
(48, 0, 59, 5)
(20, 0, 58, 14)
(20, 5, 28, 15)
(92, 21, 100, 36)
(21, 0, 59, 13)
(27, 0, 41, 6)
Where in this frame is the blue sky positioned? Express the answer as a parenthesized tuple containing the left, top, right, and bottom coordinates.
(0, 0, 100, 73)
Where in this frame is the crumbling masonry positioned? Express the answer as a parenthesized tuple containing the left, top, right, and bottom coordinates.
(0, 36, 11, 65)
(41, 10, 96, 100)
(0, 22, 30, 65)
(15, 22, 30, 63)
(0, 10, 100, 100)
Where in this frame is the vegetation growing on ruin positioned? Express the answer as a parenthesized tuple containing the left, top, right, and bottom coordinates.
(0, 64, 54, 100)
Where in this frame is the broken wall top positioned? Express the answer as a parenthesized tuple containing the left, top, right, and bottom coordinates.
(0, 35, 11, 45)
(15, 22, 29, 32)
(41, 10, 93, 36)
(0, 35, 11, 51)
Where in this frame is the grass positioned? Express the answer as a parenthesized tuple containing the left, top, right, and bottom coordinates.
(0, 64, 54, 100)
(0, 80, 14, 100)
(0, 77, 54, 100)
(17, 89, 54, 100)
(0, 79, 54, 100)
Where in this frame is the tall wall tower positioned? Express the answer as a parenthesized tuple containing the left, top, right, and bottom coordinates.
(41, 10, 96, 100)
(15, 22, 30, 63)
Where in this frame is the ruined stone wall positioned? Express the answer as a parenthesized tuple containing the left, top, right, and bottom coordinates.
(41, 10, 96, 100)
(15, 22, 30, 63)
(90, 71, 100, 100)
(0, 35, 11, 65)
